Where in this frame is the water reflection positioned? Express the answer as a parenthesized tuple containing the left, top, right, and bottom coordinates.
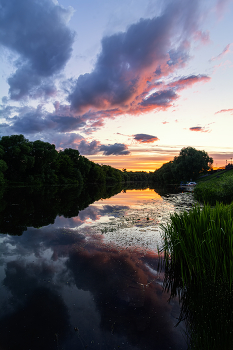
(0, 184, 122, 235)
(0, 186, 195, 349)
(163, 245, 233, 350)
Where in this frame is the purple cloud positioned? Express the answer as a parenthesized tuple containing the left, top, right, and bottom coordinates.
(0, 0, 75, 100)
(133, 134, 159, 143)
(68, 0, 205, 114)
(99, 143, 130, 156)
(77, 140, 101, 155)
(139, 90, 178, 110)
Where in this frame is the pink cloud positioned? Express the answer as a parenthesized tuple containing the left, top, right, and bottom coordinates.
(168, 74, 211, 90)
(189, 126, 210, 133)
(215, 0, 232, 19)
(133, 134, 159, 143)
(68, 1, 209, 118)
(194, 30, 210, 45)
(215, 108, 233, 115)
(209, 43, 232, 62)
(2, 0, 213, 143)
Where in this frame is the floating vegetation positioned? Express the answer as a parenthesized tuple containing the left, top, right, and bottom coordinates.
(75, 191, 198, 253)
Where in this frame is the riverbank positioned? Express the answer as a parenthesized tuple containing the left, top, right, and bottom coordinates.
(161, 202, 233, 349)
(194, 168, 233, 204)
(160, 170, 233, 348)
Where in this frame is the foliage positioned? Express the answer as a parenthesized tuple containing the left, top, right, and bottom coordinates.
(152, 147, 213, 184)
(194, 169, 233, 204)
(0, 158, 8, 186)
(160, 203, 233, 349)
(0, 135, 34, 183)
(0, 134, 154, 186)
(161, 203, 233, 287)
(0, 134, 125, 186)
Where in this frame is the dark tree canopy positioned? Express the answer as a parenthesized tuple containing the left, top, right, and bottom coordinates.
(152, 147, 213, 184)
(0, 134, 151, 186)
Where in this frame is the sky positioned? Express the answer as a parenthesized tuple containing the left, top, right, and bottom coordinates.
(0, 0, 233, 171)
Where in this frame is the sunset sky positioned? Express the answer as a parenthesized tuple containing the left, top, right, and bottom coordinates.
(0, 0, 233, 171)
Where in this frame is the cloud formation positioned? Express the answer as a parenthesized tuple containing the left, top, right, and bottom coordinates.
(78, 139, 102, 155)
(215, 108, 233, 114)
(168, 74, 211, 90)
(133, 134, 159, 143)
(0, 0, 74, 100)
(0, 0, 214, 158)
(100, 143, 130, 156)
(189, 126, 209, 132)
(209, 43, 232, 62)
(68, 0, 208, 116)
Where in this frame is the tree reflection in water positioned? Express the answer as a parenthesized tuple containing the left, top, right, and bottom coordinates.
(0, 183, 122, 235)
(0, 185, 191, 349)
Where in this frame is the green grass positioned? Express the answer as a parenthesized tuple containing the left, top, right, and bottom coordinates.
(194, 169, 233, 204)
(160, 203, 233, 349)
(161, 203, 233, 287)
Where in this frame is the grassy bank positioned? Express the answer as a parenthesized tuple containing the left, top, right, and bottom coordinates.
(194, 169, 233, 204)
(160, 203, 233, 349)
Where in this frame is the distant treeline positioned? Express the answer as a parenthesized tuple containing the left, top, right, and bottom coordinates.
(0, 134, 149, 186)
(150, 146, 213, 184)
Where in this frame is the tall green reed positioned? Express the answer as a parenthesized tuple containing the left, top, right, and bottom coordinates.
(161, 203, 233, 289)
(160, 203, 233, 349)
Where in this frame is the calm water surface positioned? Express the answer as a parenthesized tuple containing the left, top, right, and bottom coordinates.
(0, 187, 196, 350)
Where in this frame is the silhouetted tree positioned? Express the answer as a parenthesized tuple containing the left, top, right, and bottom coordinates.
(152, 147, 213, 184)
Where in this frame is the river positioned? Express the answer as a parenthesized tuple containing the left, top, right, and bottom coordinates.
(0, 185, 196, 350)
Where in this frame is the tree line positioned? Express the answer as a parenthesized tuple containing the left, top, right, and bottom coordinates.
(0, 134, 150, 186)
(150, 146, 213, 184)
(0, 135, 213, 186)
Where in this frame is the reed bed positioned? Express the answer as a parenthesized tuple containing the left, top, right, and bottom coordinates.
(161, 202, 233, 287)
(160, 203, 233, 349)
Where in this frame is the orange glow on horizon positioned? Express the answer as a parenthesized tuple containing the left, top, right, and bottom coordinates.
(87, 154, 174, 172)
(87, 150, 229, 172)
(94, 188, 162, 206)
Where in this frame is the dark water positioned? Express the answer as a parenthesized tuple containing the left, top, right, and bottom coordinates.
(0, 185, 196, 350)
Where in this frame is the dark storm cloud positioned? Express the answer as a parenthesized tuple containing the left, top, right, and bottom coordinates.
(0, 0, 75, 100)
(133, 134, 159, 143)
(69, 0, 205, 114)
(100, 143, 130, 155)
